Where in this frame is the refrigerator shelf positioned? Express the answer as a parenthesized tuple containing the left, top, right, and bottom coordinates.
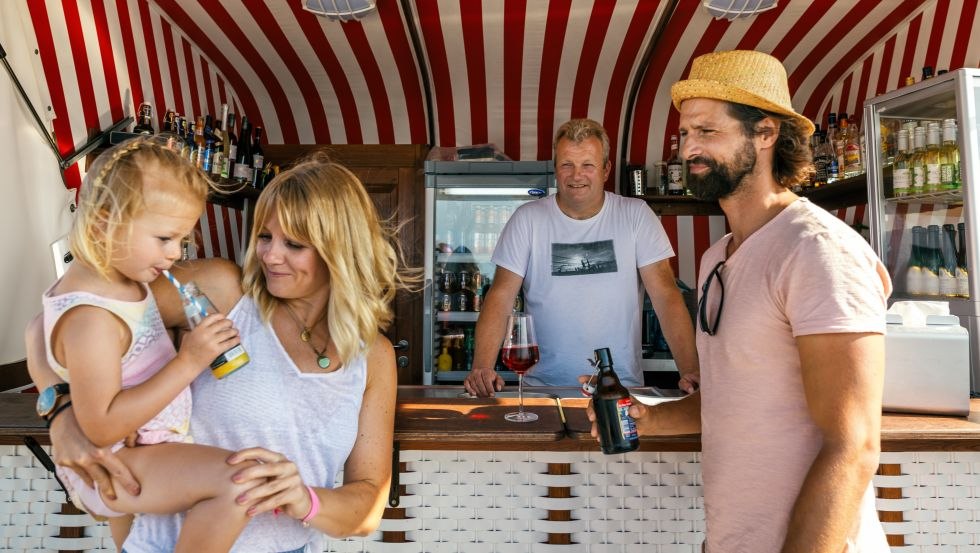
(886, 189, 963, 205)
(437, 312, 480, 323)
(436, 253, 492, 264)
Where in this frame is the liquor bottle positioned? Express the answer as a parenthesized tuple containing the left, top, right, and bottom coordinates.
(843, 115, 863, 178)
(910, 126, 927, 195)
(666, 135, 684, 196)
(450, 335, 466, 371)
(250, 126, 265, 188)
(924, 123, 942, 193)
(907, 226, 925, 296)
(211, 105, 227, 179)
(812, 131, 834, 188)
(958, 222, 970, 298)
(222, 112, 238, 180)
(437, 337, 453, 371)
(132, 102, 154, 134)
(177, 281, 250, 378)
(922, 65, 935, 80)
(804, 124, 822, 190)
(834, 114, 849, 175)
(940, 224, 959, 297)
(186, 121, 198, 165)
(591, 348, 639, 454)
(923, 225, 942, 296)
(825, 112, 838, 157)
(233, 117, 253, 185)
(892, 130, 911, 197)
(940, 119, 960, 190)
(194, 116, 206, 149)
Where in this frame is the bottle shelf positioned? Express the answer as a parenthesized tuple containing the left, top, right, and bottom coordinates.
(433, 370, 519, 383)
(639, 173, 867, 216)
(437, 312, 480, 323)
(436, 253, 492, 264)
(886, 189, 963, 205)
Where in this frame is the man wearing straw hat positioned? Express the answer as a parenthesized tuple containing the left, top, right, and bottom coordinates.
(589, 51, 892, 552)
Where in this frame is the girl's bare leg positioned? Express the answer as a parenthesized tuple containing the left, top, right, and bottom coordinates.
(105, 443, 257, 553)
(107, 514, 133, 551)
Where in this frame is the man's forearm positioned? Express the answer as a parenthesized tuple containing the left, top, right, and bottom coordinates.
(781, 443, 880, 552)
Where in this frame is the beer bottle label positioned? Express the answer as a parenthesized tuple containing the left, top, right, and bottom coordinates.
(616, 398, 637, 440)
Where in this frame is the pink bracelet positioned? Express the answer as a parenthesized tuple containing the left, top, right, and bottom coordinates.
(301, 485, 320, 527)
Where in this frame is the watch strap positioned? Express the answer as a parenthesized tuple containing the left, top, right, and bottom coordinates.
(45, 400, 73, 428)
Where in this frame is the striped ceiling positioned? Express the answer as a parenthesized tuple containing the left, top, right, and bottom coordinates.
(19, 0, 980, 282)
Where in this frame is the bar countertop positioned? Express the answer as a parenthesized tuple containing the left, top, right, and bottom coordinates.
(3, 388, 980, 450)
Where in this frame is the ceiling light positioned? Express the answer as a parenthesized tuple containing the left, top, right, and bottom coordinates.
(702, 0, 778, 20)
(301, 0, 377, 22)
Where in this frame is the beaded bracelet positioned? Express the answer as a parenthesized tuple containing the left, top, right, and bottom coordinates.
(301, 485, 320, 527)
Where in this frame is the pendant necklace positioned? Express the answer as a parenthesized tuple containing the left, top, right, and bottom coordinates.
(282, 302, 331, 369)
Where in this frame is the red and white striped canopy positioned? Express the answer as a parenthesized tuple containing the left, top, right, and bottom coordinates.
(22, 0, 980, 281)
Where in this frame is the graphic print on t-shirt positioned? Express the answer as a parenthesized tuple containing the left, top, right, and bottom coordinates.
(551, 240, 618, 276)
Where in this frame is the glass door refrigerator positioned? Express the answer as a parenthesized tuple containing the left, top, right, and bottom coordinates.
(423, 160, 555, 385)
(864, 68, 980, 390)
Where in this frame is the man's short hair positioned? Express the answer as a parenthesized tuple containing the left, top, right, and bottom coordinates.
(553, 118, 610, 165)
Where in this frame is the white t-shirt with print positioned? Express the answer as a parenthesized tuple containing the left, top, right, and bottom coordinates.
(492, 192, 674, 386)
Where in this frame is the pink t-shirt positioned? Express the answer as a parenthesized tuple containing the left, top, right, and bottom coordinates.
(698, 199, 891, 553)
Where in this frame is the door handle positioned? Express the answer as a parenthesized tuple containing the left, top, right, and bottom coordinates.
(392, 339, 409, 351)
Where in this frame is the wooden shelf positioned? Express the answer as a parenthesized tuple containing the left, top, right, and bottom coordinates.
(639, 173, 868, 216)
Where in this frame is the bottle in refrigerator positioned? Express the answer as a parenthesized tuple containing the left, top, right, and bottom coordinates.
(940, 224, 959, 297)
(591, 348, 639, 455)
(907, 226, 925, 296)
(472, 206, 486, 254)
(910, 126, 927, 195)
(924, 123, 942, 193)
(923, 225, 943, 295)
(892, 130, 912, 197)
(940, 119, 960, 190)
(958, 222, 970, 297)
(437, 338, 453, 371)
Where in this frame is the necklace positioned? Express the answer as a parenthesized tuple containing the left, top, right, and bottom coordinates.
(282, 302, 331, 369)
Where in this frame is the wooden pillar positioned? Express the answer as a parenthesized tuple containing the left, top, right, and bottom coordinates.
(876, 463, 905, 547)
(546, 462, 572, 545)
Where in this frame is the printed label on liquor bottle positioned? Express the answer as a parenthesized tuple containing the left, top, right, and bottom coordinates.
(253, 154, 264, 170)
(233, 163, 253, 182)
(939, 269, 958, 296)
(957, 269, 970, 297)
(616, 398, 637, 440)
(667, 166, 683, 192)
(893, 168, 910, 194)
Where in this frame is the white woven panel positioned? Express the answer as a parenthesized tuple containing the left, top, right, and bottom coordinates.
(0, 444, 112, 552)
(6, 445, 980, 552)
(873, 452, 980, 552)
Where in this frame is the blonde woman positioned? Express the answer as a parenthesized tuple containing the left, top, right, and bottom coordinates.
(29, 152, 413, 553)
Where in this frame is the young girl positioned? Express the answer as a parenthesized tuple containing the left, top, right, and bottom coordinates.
(40, 136, 255, 552)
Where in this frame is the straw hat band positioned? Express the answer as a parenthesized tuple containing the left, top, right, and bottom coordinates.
(670, 50, 815, 136)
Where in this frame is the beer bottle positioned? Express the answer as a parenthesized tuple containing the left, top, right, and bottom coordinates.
(666, 135, 684, 196)
(592, 348, 639, 454)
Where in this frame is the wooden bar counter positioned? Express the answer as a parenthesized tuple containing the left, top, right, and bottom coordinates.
(4, 388, 980, 551)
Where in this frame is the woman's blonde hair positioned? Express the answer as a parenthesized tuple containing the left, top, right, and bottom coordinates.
(241, 152, 414, 364)
(69, 135, 211, 280)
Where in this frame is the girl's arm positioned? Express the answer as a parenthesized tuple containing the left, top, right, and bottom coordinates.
(228, 334, 397, 536)
(25, 315, 140, 498)
(58, 304, 239, 447)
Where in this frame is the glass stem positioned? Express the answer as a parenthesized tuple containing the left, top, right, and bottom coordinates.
(518, 373, 525, 416)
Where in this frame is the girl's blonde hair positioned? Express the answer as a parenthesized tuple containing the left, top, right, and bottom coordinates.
(241, 152, 415, 364)
(70, 136, 211, 280)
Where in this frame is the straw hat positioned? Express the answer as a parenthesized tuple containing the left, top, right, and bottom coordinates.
(671, 50, 815, 136)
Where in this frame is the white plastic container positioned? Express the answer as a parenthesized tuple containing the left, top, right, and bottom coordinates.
(884, 313, 970, 416)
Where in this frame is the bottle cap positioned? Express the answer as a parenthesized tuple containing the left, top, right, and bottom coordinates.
(594, 347, 613, 368)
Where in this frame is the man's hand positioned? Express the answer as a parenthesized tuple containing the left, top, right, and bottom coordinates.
(464, 367, 504, 397)
(49, 410, 140, 500)
(678, 371, 700, 394)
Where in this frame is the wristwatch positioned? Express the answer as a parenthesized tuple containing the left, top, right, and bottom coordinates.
(36, 383, 70, 421)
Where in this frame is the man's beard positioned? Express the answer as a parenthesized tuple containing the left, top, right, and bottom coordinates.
(685, 140, 757, 201)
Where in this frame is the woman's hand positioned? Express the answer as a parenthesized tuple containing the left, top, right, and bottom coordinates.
(228, 447, 312, 521)
(49, 410, 141, 499)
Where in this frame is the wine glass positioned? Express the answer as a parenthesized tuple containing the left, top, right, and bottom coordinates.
(501, 313, 539, 423)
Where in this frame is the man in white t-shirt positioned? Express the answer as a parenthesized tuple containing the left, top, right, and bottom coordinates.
(588, 51, 891, 552)
(464, 118, 699, 396)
